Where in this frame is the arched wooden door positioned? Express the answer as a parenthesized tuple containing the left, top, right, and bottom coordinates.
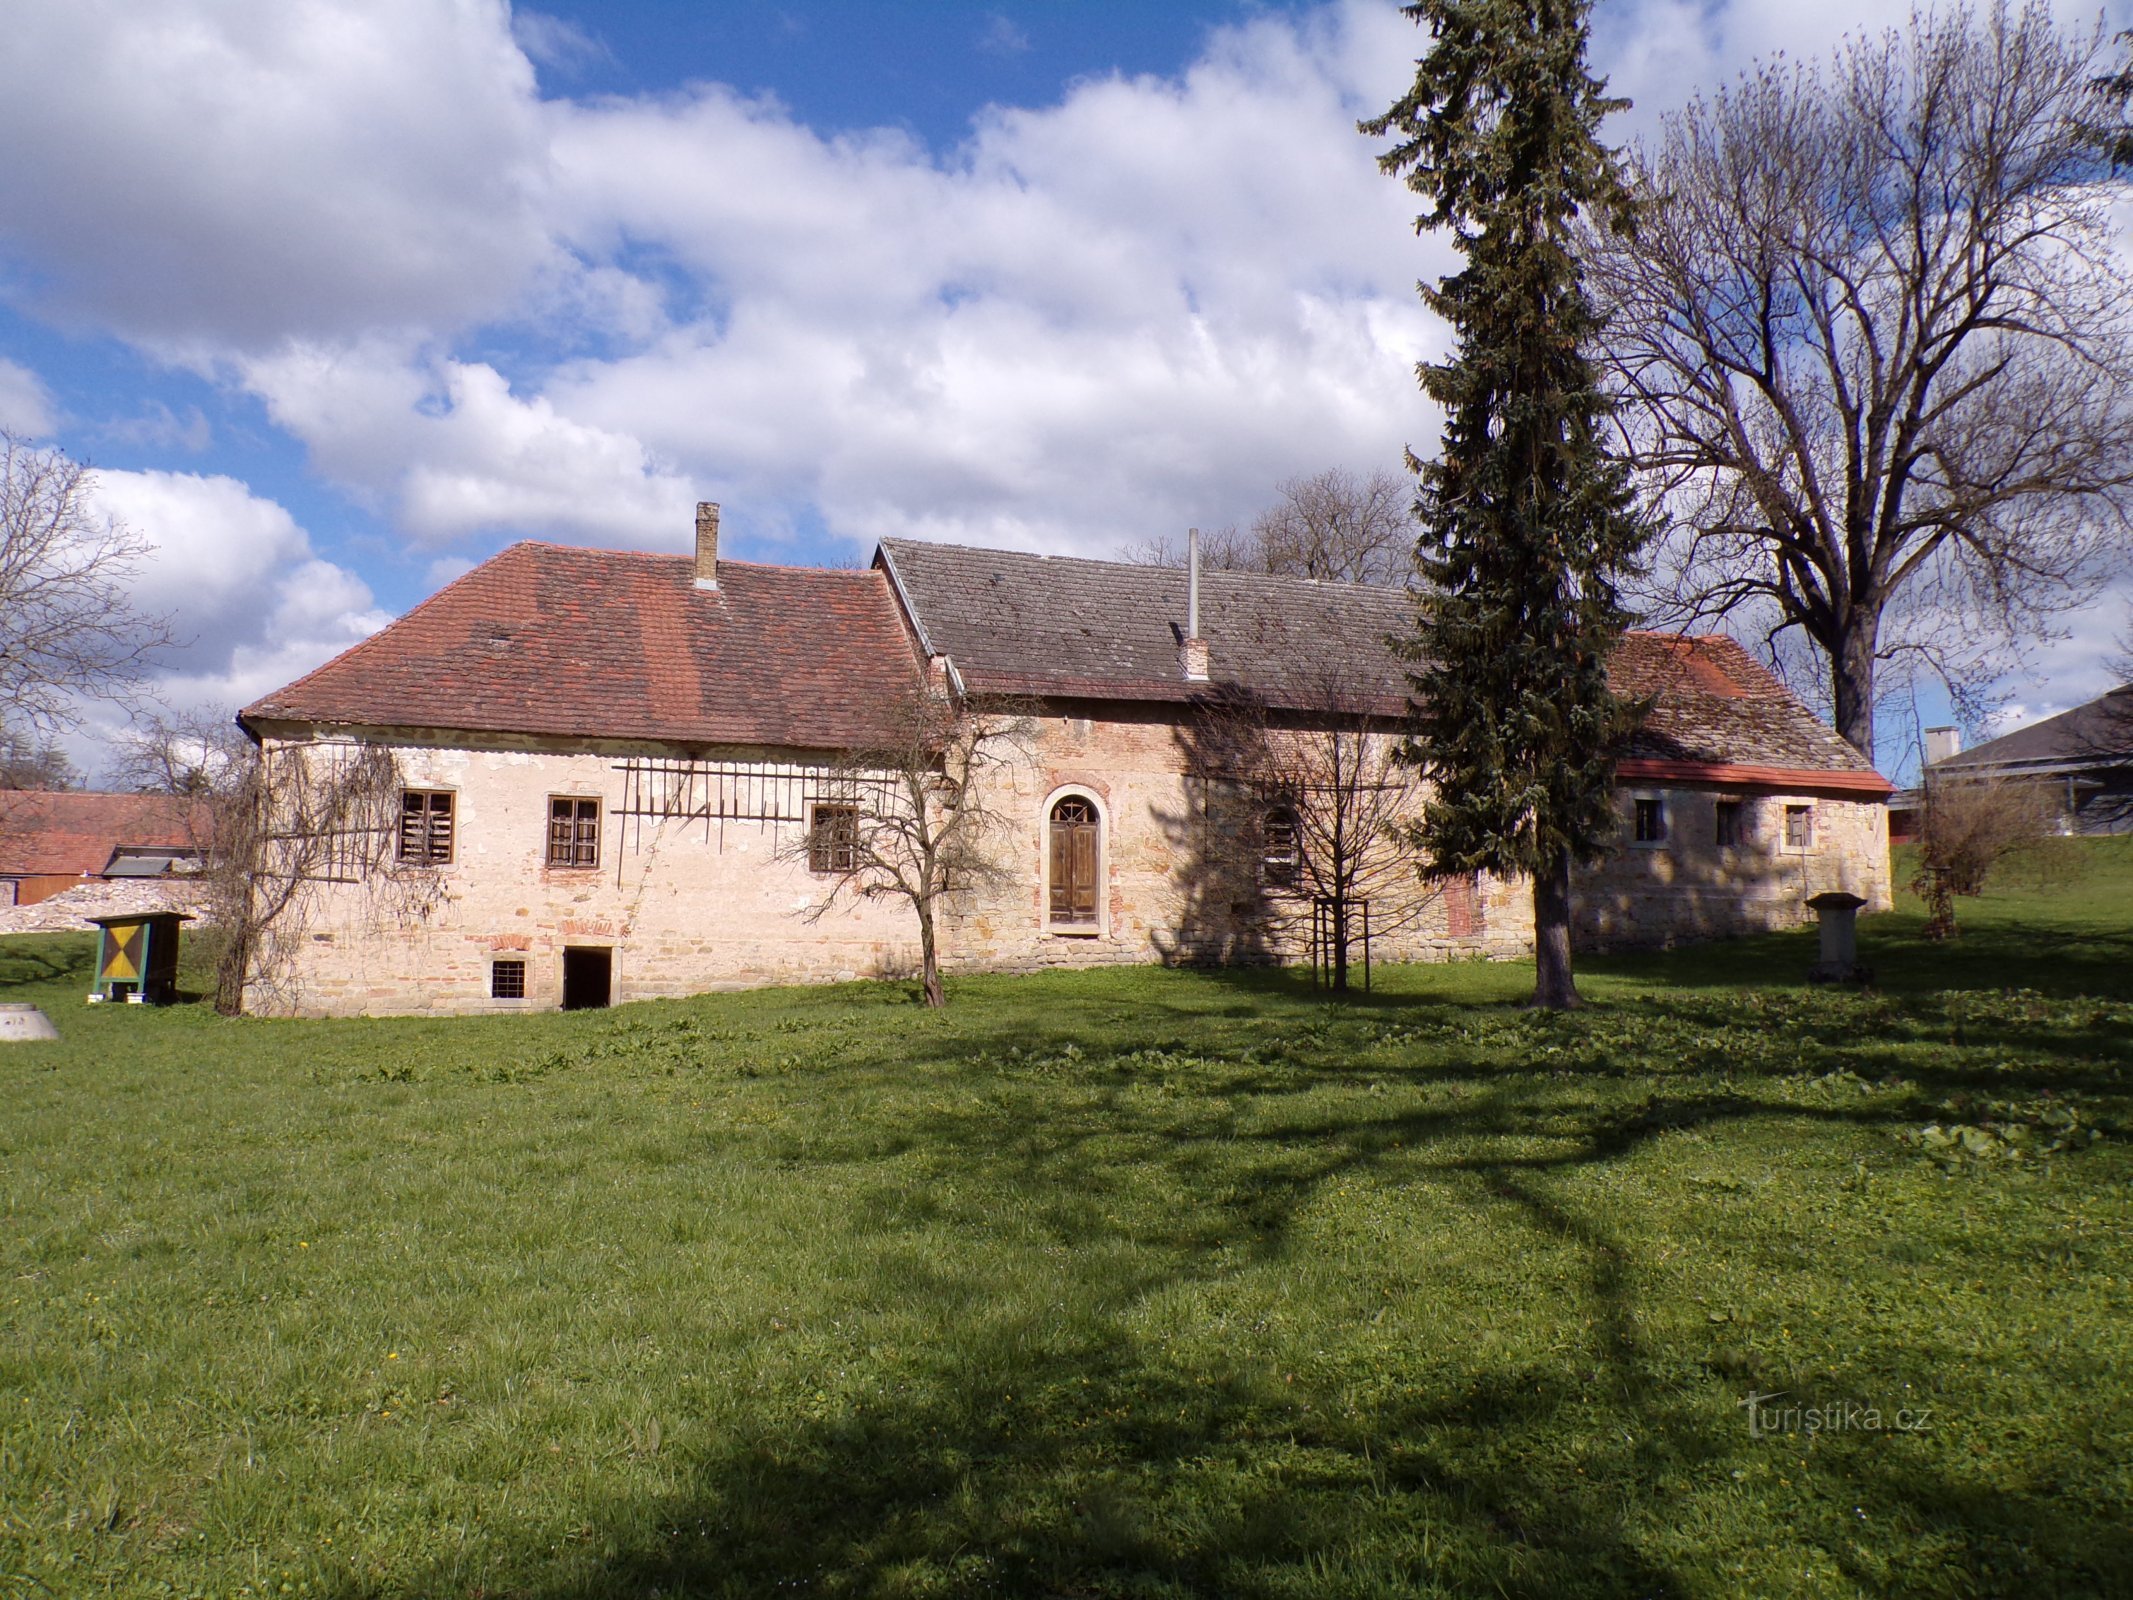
(1049, 796, 1100, 925)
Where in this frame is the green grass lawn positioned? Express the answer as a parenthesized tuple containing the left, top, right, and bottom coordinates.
(3, 844, 2130, 1599)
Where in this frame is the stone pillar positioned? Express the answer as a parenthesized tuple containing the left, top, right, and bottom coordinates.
(1806, 890, 1869, 984)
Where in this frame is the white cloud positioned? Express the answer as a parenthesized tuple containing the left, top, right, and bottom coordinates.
(2, 0, 2127, 735)
(510, 8, 611, 76)
(0, 0, 553, 351)
(1594, 0, 2133, 143)
(977, 14, 1033, 58)
(0, 358, 55, 436)
(240, 342, 697, 547)
(87, 469, 389, 714)
(1982, 576, 2133, 734)
(97, 402, 214, 454)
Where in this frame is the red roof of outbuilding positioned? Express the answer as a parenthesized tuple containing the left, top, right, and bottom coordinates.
(0, 792, 211, 878)
(242, 543, 926, 750)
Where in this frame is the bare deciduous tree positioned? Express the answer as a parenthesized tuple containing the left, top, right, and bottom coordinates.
(1178, 615, 1431, 993)
(0, 432, 175, 736)
(1587, 2, 2133, 761)
(0, 729, 80, 790)
(787, 685, 1035, 1008)
(1912, 773, 2057, 938)
(1120, 523, 1255, 572)
(1123, 469, 1413, 586)
(108, 709, 250, 796)
(204, 739, 419, 1015)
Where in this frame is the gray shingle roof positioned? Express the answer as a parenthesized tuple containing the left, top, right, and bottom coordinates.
(1933, 686, 2133, 773)
(879, 538, 1883, 785)
(877, 538, 1413, 712)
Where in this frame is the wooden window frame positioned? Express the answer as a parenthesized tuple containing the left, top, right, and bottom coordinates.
(807, 803, 860, 875)
(546, 795, 602, 870)
(1784, 804, 1814, 849)
(1632, 795, 1667, 847)
(1714, 799, 1746, 850)
(397, 789, 455, 867)
(1261, 805, 1301, 891)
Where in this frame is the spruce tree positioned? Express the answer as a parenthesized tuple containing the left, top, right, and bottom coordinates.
(1364, 0, 1650, 1009)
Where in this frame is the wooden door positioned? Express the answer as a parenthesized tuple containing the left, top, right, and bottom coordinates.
(1049, 798, 1099, 924)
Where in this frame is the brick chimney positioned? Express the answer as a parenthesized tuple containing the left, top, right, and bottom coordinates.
(694, 501, 721, 591)
(1180, 526, 1209, 681)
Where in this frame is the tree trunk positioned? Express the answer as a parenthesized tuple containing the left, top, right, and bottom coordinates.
(1531, 849, 1581, 1011)
(1330, 896, 1350, 993)
(1831, 612, 1879, 763)
(917, 900, 945, 1008)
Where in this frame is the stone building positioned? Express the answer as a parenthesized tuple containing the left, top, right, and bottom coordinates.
(236, 510, 1891, 1015)
(1918, 688, 2133, 836)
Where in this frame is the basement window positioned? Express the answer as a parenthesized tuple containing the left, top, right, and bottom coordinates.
(1785, 805, 1814, 849)
(547, 796, 601, 869)
(1633, 796, 1667, 846)
(808, 804, 859, 874)
(398, 790, 455, 866)
(490, 959, 527, 1001)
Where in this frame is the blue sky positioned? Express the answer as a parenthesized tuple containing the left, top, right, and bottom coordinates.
(0, 0, 2126, 784)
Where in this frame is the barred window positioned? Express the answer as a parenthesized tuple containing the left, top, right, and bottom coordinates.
(808, 804, 859, 874)
(398, 790, 454, 866)
(1633, 796, 1667, 845)
(547, 796, 601, 869)
(491, 959, 527, 1000)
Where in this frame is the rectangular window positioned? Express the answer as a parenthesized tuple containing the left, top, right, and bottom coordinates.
(398, 790, 454, 866)
(547, 796, 601, 869)
(1785, 804, 1813, 848)
(1261, 808, 1300, 889)
(808, 804, 859, 874)
(1715, 800, 1745, 849)
(490, 958, 527, 1000)
(1633, 796, 1667, 845)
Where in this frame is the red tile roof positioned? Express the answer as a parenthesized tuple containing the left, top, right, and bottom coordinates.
(1612, 633, 1887, 791)
(242, 543, 926, 750)
(0, 792, 211, 878)
(242, 537, 1887, 798)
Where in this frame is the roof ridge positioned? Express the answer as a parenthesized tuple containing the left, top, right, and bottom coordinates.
(510, 540, 882, 579)
(876, 535, 1411, 599)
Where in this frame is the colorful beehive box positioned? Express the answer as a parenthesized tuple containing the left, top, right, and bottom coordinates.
(87, 912, 192, 1005)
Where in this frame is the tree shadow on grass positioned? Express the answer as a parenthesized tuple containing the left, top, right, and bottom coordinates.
(330, 999, 2130, 1598)
(0, 930, 96, 992)
(1579, 916, 2133, 1006)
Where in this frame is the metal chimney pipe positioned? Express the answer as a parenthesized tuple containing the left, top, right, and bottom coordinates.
(1187, 526, 1200, 639)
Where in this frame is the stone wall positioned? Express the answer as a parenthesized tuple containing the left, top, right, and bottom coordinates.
(252, 733, 920, 1017)
(936, 706, 1530, 974)
(1572, 784, 1891, 949)
(246, 717, 1888, 1015)
(0, 879, 212, 936)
